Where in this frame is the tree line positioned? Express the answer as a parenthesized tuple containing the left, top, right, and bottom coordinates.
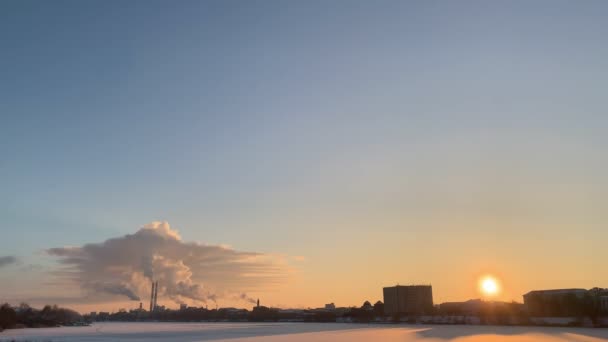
(0, 303, 82, 331)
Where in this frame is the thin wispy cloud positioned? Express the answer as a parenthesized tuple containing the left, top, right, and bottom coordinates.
(292, 256, 307, 262)
(47, 222, 290, 305)
(0, 255, 17, 268)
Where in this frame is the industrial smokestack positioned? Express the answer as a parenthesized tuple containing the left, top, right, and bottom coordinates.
(149, 281, 155, 312)
(153, 281, 158, 311)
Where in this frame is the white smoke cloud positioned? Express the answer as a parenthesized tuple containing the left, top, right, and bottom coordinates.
(90, 282, 141, 301)
(47, 221, 289, 306)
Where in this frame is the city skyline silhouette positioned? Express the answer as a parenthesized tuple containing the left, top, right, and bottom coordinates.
(1, 0, 607, 317)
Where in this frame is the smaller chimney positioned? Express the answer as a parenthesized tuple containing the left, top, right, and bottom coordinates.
(149, 281, 155, 312)
(153, 281, 159, 311)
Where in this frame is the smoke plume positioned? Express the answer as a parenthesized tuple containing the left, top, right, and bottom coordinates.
(238, 293, 258, 305)
(90, 282, 141, 301)
(47, 222, 288, 305)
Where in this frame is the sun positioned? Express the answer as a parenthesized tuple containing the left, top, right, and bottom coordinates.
(479, 276, 500, 296)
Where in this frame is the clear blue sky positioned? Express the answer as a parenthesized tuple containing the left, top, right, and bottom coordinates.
(1, 1, 607, 308)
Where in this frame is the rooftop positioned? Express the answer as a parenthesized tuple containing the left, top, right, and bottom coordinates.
(524, 289, 587, 296)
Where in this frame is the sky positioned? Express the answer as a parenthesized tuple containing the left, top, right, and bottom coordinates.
(1, 0, 608, 313)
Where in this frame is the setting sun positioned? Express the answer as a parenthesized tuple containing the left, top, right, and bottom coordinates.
(480, 276, 500, 296)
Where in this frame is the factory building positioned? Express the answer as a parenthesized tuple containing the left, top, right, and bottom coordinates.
(523, 288, 587, 316)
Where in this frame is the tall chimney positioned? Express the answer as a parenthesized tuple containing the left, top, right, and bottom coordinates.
(153, 281, 159, 310)
(149, 281, 155, 312)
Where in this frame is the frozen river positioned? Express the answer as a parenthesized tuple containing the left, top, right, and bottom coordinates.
(1, 322, 607, 341)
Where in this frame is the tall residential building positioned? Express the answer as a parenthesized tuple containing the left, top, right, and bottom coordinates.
(600, 296, 608, 313)
(383, 285, 433, 315)
(589, 288, 608, 314)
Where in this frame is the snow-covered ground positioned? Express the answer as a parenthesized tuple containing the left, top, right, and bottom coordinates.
(1, 322, 607, 341)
